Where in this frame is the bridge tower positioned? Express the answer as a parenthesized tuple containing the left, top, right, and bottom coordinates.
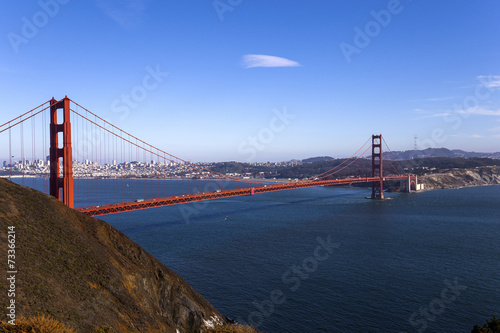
(49, 97, 74, 208)
(371, 134, 384, 199)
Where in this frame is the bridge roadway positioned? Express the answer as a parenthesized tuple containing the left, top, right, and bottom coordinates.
(77, 176, 409, 217)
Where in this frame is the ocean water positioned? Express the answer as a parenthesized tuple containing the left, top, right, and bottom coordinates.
(99, 184, 500, 333)
(11, 178, 500, 332)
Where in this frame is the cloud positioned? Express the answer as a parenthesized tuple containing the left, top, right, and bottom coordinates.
(242, 54, 301, 69)
(419, 97, 457, 102)
(413, 112, 453, 120)
(412, 108, 430, 114)
(488, 126, 500, 132)
(459, 107, 500, 116)
(477, 75, 500, 90)
(94, 0, 150, 28)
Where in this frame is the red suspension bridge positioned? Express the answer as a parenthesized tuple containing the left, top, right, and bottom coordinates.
(0, 97, 418, 217)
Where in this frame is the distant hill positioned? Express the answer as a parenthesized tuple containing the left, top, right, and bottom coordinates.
(0, 178, 226, 332)
(385, 148, 500, 160)
(301, 149, 500, 163)
(302, 156, 333, 163)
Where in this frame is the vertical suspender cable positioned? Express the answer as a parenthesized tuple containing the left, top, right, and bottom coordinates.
(157, 150, 160, 198)
(74, 110, 78, 205)
(32, 111, 36, 190)
(104, 121, 107, 205)
(164, 153, 167, 197)
(9, 123, 12, 180)
(42, 110, 47, 193)
(120, 130, 123, 202)
(20, 121, 24, 185)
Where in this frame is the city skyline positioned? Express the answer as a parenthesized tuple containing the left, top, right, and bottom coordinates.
(1, 1, 500, 162)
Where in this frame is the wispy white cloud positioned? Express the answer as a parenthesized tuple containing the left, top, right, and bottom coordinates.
(417, 96, 457, 102)
(427, 97, 456, 101)
(94, 0, 150, 28)
(488, 126, 500, 132)
(470, 134, 484, 139)
(413, 112, 453, 120)
(412, 108, 429, 114)
(477, 75, 500, 90)
(459, 107, 500, 116)
(242, 54, 301, 69)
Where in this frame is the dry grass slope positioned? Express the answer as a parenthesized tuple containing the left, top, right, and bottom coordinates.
(0, 178, 226, 332)
(0, 318, 262, 333)
(205, 323, 263, 333)
(0, 315, 76, 333)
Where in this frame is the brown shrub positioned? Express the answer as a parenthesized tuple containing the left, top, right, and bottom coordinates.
(205, 323, 263, 333)
(0, 315, 76, 333)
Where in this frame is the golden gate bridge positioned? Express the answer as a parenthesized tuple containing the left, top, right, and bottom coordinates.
(0, 97, 418, 217)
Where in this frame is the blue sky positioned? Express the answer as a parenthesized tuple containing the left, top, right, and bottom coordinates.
(1, 0, 500, 162)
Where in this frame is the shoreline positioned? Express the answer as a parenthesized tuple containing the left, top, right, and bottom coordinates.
(419, 166, 500, 191)
(3, 166, 499, 193)
(416, 182, 500, 192)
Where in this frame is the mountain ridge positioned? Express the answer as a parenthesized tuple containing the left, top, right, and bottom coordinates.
(301, 148, 500, 163)
(385, 148, 500, 160)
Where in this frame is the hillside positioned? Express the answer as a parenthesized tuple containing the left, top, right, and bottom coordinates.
(386, 148, 500, 160)
(301, 156, 333, 163)
(0, 178, 227, 332)
(420, 166, 500, 190)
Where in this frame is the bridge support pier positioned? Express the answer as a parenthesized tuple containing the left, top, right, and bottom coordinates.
(400, 175, 422, 193)
(371, 134, 384, 199)
(49, 96, 74, 208)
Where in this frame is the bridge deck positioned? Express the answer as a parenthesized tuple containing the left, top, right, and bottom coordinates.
(77, 176, 408, 217)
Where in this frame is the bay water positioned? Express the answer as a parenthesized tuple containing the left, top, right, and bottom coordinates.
(11, 178, 500, 332)
(100, 184, 500, 333)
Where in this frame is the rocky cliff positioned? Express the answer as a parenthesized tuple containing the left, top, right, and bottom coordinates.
(0, 178, 227, 332)
(420, 166, 500, 190)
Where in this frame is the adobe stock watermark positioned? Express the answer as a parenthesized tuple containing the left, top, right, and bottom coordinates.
(339, 0, 405, 64)
(178, 180, 230, 224)
(237, 107, 295, 162)
(74, 120, 107, 163)
(213, 0, 243, 21)
(417, 75, 499, 150)
(401, 277, 467, 333)
(236, 235, 340, 328)
(111, 65, 168, 121)
(7, 0, 71, 54)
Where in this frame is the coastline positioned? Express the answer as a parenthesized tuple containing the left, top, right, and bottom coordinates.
(3, 166, 499, 192)
(419, 166, 500, 191)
